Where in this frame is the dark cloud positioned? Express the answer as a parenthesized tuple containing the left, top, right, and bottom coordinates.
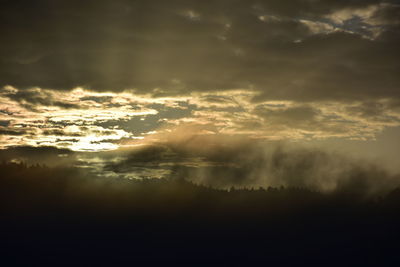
(3, 88, 79, 110)
(0, 146, 76, 166)
(79, 95, 114, 103)
(250, 31, 400, 102)
(254, 105, 319, 128)
(106, 145, 176, 174)
(41, 129, 83, 137)
(370, 2, 400, 25)
(0, 0, 399, 102)
(345, 101, 400, 122)
(0, 129, 27, 136)
(0, 120, 10, 127)
(0, 109, 15, 116)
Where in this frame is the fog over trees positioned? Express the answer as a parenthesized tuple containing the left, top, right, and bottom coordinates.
(1, 161, 400, 266)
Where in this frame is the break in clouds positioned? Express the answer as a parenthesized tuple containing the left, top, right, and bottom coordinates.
(1, 86, 400, 151)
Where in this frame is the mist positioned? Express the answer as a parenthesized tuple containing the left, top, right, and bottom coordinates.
(98, 127, 400, 196)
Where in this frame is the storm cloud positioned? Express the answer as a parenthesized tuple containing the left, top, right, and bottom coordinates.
(0, 0, 399, 103)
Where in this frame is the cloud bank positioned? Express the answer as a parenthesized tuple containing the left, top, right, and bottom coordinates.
(1, 87, 400, 151)
(0, 0, 399, 102)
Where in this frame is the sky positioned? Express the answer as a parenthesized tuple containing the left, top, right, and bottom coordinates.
(1, 0, 400, 191)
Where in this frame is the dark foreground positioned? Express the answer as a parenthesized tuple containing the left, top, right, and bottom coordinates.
(1, 162, 400, 266)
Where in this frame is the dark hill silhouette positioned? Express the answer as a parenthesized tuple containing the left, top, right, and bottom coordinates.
(1, 161, 400, 266)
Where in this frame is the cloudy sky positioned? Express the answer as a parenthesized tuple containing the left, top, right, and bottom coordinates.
(1, 0, 400, 190)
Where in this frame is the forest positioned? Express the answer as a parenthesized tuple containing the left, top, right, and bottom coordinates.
(1, 161, 400, 266)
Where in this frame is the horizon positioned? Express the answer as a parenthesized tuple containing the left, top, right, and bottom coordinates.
(1, 1, 400, 265)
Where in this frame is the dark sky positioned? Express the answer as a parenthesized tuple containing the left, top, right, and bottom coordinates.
(1, 0, 399, 96)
